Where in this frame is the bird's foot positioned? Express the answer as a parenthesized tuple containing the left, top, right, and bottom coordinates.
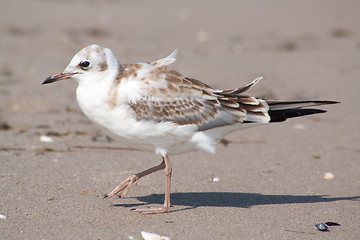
(132, 206, 170, 215)
(106, 174, 139, 198)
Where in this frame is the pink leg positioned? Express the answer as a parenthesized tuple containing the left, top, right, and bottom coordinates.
(105, 159, 165, 198)
(133, 154, 172, 214)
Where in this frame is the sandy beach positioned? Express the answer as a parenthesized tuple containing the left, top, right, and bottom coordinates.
(1, 0, 359, 239)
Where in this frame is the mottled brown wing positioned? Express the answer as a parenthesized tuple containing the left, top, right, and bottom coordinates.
(129, 66, 269, 130)
(129, 98, 220, 126)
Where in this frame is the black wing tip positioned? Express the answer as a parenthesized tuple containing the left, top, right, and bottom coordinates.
(269, 108, 328, 122)
(315, 100, 340, 105)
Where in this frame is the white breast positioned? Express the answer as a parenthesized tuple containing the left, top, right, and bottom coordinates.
(75, 81, 208, 155)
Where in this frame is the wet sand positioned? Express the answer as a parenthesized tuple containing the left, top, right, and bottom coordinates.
(1, 0, 359, 239)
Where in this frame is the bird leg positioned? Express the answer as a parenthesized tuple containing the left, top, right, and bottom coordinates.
(105, 159, 165, 198)
(133, 154, 172, 215)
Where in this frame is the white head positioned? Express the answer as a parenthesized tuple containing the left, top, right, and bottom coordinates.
(43, 44, 119, 85)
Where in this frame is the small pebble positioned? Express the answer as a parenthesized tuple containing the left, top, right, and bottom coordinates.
(40, 135, 53, 143)
(229, 44, 243, 55)
(0, 214, 6, 220)
(210, 177, 220, 182)
(141, 231, 170, 240)
(315, 223, 329, 231)
(294, 124, 305, 130)
(196, 31, 209, 43)
(324, 172, 334, 180)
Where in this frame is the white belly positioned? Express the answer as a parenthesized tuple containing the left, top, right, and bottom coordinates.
(75, 84, 212, 155)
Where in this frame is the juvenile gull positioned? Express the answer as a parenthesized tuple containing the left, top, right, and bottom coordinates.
(43, 44, 338, 214)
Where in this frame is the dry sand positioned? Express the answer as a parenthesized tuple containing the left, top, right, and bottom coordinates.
(1, 0, 359, 239)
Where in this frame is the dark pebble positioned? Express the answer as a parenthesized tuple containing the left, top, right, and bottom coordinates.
(315, 223, 329, 231)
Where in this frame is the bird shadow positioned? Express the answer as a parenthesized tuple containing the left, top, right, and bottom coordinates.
(112, 192, 360, 212)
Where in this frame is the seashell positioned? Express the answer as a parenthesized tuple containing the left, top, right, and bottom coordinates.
(141, 231, 170, 240)
(315, 223, 329, 231)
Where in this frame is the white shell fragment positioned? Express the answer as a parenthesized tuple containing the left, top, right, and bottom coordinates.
(210, 177, 220, 182)
(141, 231, 170, 240)
(0, 214, 6, 220)
(324, 172, 335, 179)
(40, 135, 54, 143)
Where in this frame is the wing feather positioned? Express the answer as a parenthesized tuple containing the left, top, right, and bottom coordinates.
(126, 53, 270, 130)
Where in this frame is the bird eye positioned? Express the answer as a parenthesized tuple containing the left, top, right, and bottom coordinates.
(80, 60, 90, 69)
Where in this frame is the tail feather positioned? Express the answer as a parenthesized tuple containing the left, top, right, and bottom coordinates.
(266, 100, 339, 122)
(267, 100, 339, 110)
(226, 77, 339, 123)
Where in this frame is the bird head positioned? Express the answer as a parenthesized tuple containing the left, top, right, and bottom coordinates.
(43, 44, 119, 86)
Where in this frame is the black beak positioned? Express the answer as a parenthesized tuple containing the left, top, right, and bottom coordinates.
(42, 72, 77, 85)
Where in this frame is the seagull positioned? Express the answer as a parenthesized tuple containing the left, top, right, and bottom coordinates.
(43, 44, 338, 214)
